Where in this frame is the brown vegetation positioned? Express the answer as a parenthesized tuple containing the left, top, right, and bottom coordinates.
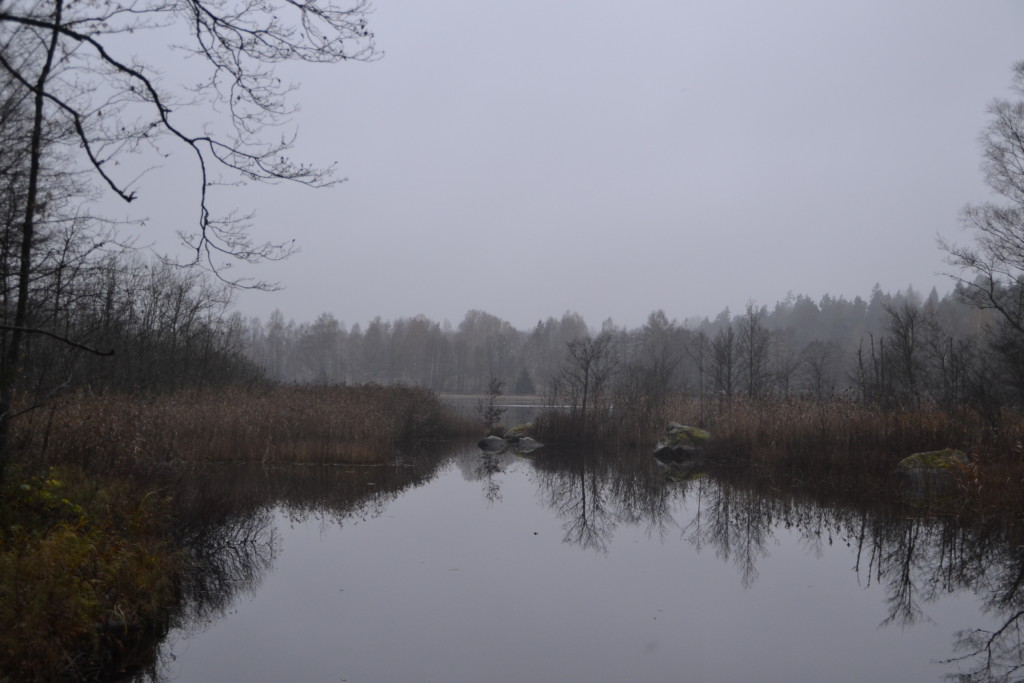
(683, 397, 1024, 518)
(535, 393, 1024, 517)
(0, 383, 468, 680)
(0, 467, 182, 681)
(11, 384, 469, 473)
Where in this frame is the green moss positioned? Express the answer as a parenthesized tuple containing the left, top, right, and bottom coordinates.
(505, 422, 535, 438)
(664, 423, 711, 447)
(898, 449, 969, 471)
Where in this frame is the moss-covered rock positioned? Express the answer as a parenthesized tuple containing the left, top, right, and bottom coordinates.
(477, 433, 543, 456)
(896, 448, 970, 496)
(478, 435, 507, 453)
(654, 423, 711, 464)
(663, 422, 711, 446)
(505, 423, 534, 439)
(663, 462, 708, 483)
(511, 436, 543, 454)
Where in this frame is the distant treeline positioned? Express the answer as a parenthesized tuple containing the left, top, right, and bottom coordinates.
(242, 283, 1005, 411)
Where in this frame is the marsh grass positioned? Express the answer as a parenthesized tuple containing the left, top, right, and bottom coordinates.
(14, 384, 469, 472)
(667, 396, 1024, 515)
(535, 395, 1024, 515)
(1, 383, 468, 680)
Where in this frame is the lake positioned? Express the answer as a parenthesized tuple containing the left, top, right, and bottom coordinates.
(142, 444, 1023, 682)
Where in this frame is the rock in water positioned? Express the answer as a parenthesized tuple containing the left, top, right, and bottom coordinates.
(654, 423, 711, 463)
(512, 437, 543, 454)
(896, 448, 969, 496)
(478, 435, 508, 453)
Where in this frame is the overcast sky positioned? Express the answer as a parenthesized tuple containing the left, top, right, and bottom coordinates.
(132, 1, 1024, 331)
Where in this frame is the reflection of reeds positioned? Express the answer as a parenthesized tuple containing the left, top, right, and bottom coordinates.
(664, 396, 1024, 515)
(535, 394, 1024, 515)
(1, 384, 466, 681)
(15, 384, 470, 470)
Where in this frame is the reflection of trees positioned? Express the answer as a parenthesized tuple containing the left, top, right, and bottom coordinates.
(940, 525, 1024, 681)
(947, 610, 1024, 682)
(453, 446, 517, 504)
(487, 445, 1024, 677)
(118, 441, 1024, 682)
(131, 446, 452, 682)
(551, 454, 617, 553)
(702, 469, 1024, 679)
(181, 510, 278, 626)
(476, 453, 505, 503)
(682, 477, 771, 587)
(531, 448, 675, 553)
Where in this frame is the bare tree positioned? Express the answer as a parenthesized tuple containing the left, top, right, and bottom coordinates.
(684, 328, 710, 424)
(737, 303, 771, 400)
(559, 332, 619, 434)
(478, 376, 506, 435)
(710, 324, 736, 407)
(0, 0, 377, 476)
(770, 328, 802, 398)
(801, 340, 841, 401)
(884, 301, 932, 408)
(942, 62, 1024, 387)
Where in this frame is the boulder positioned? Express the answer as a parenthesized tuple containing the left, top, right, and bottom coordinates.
(511, 436, 543, 454)
(478, 434, 544, 456)
(478, 435, 508, 453)
(654, 423, 711, 464)
(663, 462, 707, 483)
(505, 423, 535, 440)
(896, 448, 970, 496)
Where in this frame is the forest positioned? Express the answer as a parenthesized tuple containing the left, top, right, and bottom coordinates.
(3, 0, 1024, 676)
(244, 284, 998, 411)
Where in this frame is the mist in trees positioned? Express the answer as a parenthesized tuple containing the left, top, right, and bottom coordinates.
(240, 278, 1017, 422)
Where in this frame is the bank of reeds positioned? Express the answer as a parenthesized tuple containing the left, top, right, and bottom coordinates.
(679, 398, 985, 465)
(1, 383, 469, 680)
(535, 395, 1024, 514)
(673, 399, 1023, 504)
(13, 383, 469, 473)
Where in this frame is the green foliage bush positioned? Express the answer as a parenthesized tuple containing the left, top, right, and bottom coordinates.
(0, 467, 181, 681)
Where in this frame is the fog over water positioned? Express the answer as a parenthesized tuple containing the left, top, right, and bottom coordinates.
(119, 1, 1024, 329)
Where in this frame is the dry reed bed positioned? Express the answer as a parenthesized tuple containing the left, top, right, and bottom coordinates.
(537, 396, 1024, 513)
(16, 384, 464, 470)
(668, 397, 1024, 513)
(680, 399, 987, 457)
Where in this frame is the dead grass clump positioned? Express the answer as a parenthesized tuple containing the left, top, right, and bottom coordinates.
(15, 384, 467, 471)
(662, 396, 1024, 508)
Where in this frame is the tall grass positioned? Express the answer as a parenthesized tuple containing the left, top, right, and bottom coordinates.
(534, 394, 1024, 514)
(667, 396, 1024, 514)
(13, 384, 470, 472)
(1, 382, 469, 680)
(672, 397, 980, 461)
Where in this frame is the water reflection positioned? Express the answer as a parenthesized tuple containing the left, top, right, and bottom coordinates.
(531, 448, 674, 554)
(176, 506, 278, 631)
(704, 468, 1024, 681)
(132, 448, 452, 682)
(521, 448, 1024, 678)
(122, 444, 1024, 681)
(682, 477, 772, 588)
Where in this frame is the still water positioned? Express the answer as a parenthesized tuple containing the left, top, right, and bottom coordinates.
(150, 446, 1022, 682)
